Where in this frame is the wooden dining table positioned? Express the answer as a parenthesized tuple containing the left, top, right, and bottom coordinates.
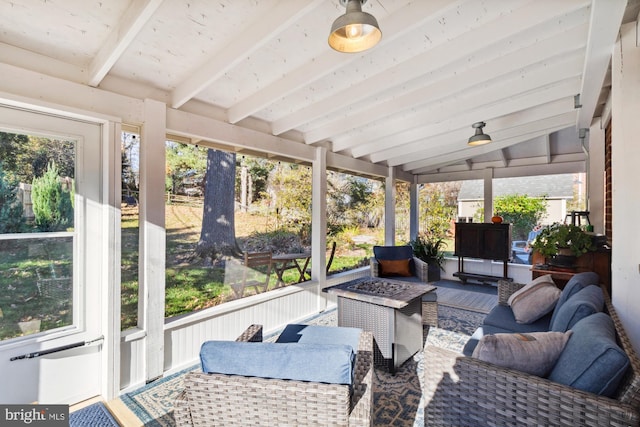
(272, 252, 311, 286)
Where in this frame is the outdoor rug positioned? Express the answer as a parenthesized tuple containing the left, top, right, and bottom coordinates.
(436, 286, 497, 314)
(70, 401, 120, 427)
(114, 305, 485, 427)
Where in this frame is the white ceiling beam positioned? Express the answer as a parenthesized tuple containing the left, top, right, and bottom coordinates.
(576, 0, 626, 129)
(338, 48, 584, 153)
(377, 82, 579, 165)
(311, 25, 586, 147)
(272, 0, 588, 136)
(226, 0, 457, 124)
(405, 113, 576, 172)
(418, 159, 585, 183)
(498, 149, 508, 168)
(88, 0, 164, 87)
(170, 0, 325, 109)
(543, 134, 552, 163)
(351, 64, 583, 159)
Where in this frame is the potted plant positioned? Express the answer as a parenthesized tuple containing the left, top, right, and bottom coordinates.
(410, 233, 447, 281)
(530, 223, 595, 267)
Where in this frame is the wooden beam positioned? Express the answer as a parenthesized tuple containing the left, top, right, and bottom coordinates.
(576, 0, 626, 129)
(88, 0, 164, 87)
(171, 0, 325, 109)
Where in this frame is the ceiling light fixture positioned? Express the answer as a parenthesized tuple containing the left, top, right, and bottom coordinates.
(328, 0, 382, 53)
(468, 122, 492, 146)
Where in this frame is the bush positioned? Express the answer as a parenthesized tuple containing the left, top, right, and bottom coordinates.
(0, 162, 26, 233)
(31, 161, 73, 232)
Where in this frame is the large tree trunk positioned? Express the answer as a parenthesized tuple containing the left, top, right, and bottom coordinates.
(196, 149, 241, 262)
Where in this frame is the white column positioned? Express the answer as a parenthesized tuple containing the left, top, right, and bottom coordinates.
(588, 120, 605, 234)
(612, 22, 640, 351)
(483, 168, 494, 223)
(311, 146, 328, 287)
(409, 177, 419, 241)
(384, 167, 396, 245)
(139, 98, 166, 382)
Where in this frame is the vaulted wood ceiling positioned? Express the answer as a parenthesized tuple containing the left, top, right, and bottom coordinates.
(0, 0, 636, 182)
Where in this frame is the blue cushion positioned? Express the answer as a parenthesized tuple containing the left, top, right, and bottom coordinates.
(548, 312, 629, 397)
(549, 285, 604, 332)
(200, 341, 355, 385)
(482, 304, 552, 334)
(276, 324, 361, 352)
(550, 272, 599, 326)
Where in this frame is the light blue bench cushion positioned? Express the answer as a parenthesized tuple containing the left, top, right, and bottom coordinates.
(276, 324, 361, 352)
(548, 312, 629, 397)
(549, 272, 600, 326)
(482, 304, 552, 334)
(549, 285, 604, 332)
(200, 341, 356, 385)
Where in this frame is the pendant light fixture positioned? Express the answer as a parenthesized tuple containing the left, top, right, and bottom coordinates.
(328, 0, 382, 53)
(468, 122, 492, 146)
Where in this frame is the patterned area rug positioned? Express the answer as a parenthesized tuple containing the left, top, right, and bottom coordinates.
(117, 306, 484, 427)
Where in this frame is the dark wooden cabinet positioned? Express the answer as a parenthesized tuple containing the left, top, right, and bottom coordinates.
(454, 223, 512, 260)
(453, 222, 512, 282)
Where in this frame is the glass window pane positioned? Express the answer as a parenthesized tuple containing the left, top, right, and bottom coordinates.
(121, 131, 140, 330)
(0, 130, 76, 340)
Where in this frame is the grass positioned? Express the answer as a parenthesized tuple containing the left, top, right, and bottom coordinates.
(0, 204, 377, 333)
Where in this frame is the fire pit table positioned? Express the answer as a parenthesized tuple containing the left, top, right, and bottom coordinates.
(325, 277, 436, 373)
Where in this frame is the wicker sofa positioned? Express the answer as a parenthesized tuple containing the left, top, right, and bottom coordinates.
(423, 280, 640, 426)
(174, 324, 374, 427)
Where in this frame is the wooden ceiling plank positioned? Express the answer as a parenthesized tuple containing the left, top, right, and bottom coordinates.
(349, 59, 583, 158)
(376, 80, 579, 165)
(403, 114, 576, 172)
(272, 0, 588, 136)
(170, 0, 325, 109)
(308, 19, 588, 146)
(226, 0, 457, 124)
(88, 0, 164, 87)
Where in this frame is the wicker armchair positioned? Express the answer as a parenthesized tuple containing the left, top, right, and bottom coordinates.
(424, 283, 640, 426)
(174, 324, 374, 427)
(370, 245, 429, 282)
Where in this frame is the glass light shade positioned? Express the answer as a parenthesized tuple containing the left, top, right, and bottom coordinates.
(328, 0, 381, 53)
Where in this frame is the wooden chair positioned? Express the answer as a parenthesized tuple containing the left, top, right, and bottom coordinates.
(305, 241, 337, 279)
(230, 251, 273, 298)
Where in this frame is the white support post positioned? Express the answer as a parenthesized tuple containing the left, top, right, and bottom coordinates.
(588, 121, 605, 234)
(311, 147, 328, 308)
(612, 22, 640, 351)
(384, 167, 396, 245)
(483, 168, 494, 223)
(139, 98, 166, 382)
(103, 120, 121, 399)
(410, 177, 419, 241)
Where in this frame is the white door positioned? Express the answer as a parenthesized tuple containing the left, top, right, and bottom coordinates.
(0, 104, 106, 404)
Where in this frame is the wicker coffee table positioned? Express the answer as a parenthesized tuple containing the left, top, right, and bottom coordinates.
(326, 277, 436, 373)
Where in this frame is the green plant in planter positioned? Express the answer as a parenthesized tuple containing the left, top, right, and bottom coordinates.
(530, 223, 595, 259)
(410, 233, 447, 272)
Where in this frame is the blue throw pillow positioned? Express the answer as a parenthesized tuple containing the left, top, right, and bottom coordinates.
(200, 341, 355, 385)
(549, 285, 604, 332)
(549, 272, 599, 326)
(548, 312, 629, 397)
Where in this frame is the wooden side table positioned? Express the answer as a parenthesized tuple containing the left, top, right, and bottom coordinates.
(531, 250, 611, 294)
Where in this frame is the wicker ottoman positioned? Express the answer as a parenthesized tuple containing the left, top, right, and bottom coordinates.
(422, 291, 438, 326)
